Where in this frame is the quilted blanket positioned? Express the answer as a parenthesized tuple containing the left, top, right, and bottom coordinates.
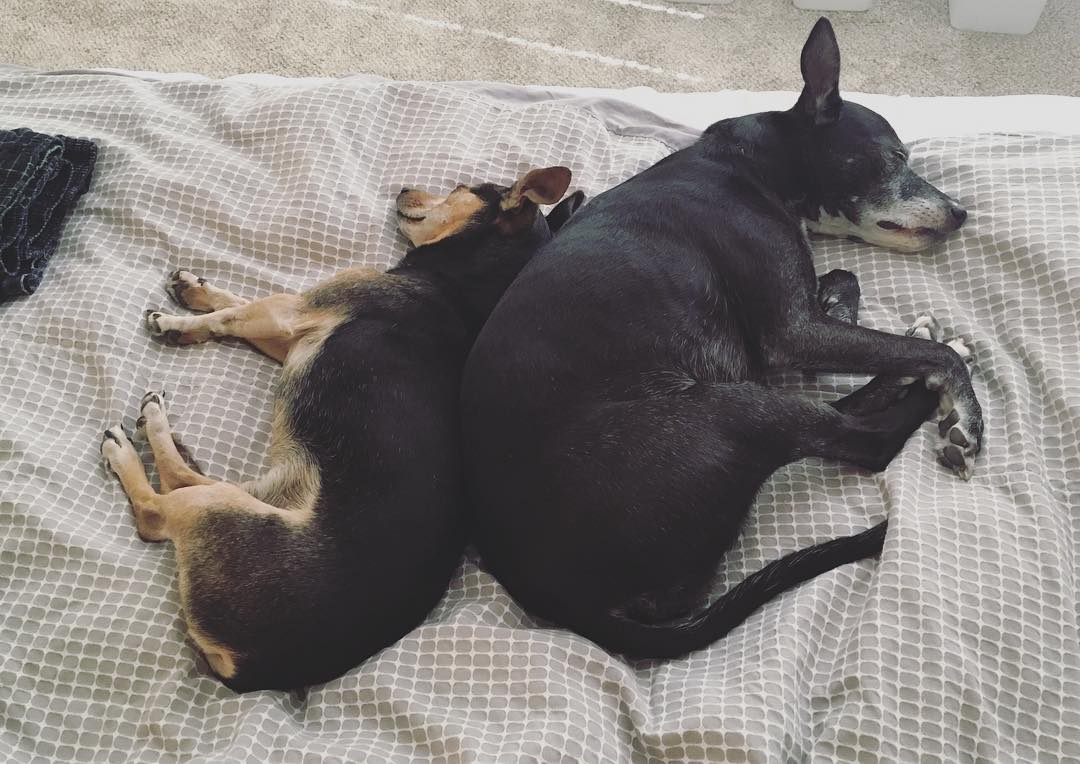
(0, 70, 1077, 763)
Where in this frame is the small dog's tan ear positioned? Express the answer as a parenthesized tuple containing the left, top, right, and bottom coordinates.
(503, 166, 572, 209)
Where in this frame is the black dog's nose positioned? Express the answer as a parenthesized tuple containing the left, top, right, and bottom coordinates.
(398, 187, 411, 197)
(950, 204, 968, 226)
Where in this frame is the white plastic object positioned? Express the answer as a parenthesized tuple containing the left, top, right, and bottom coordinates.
(793, 0, 874, 10)
(948, 0, 1047, 34)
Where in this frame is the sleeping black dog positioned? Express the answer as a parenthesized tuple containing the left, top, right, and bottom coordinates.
(461, 19, 981, 659)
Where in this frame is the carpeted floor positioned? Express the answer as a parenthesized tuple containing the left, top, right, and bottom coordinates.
(2, 0, 1078, 95)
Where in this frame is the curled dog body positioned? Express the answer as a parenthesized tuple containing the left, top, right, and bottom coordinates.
(102, 167, 580, 691)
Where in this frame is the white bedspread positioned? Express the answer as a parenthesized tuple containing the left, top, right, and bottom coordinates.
(0, 68, 1077, 763)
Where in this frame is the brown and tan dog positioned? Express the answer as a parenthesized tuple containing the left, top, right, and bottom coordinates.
(100, 166, 582, 691)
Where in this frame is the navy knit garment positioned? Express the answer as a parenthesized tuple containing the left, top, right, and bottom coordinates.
(0, 128, 97, 300)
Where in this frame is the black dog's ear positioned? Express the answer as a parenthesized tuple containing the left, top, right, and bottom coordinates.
(794, 17, 842, 126)
(545, 190, 586, 233)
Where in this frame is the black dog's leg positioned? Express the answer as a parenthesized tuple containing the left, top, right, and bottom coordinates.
(766, 312, 981, 478)
(683, 382, 935, 474)
(817, 269, 859, 324)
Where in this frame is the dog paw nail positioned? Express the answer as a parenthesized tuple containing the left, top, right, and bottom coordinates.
(943, 444, 965, 467)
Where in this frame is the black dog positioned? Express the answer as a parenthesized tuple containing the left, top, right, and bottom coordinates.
(460, 19, 981, 659)
(102, 167, 581, 691)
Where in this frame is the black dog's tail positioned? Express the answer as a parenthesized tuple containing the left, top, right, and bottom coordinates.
(572, 520, 888, 660)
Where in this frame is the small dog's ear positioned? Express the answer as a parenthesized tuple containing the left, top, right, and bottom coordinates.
(503, 166, 573, 209)
(545, 189, 586, 233)
(795, 17, 842, 126)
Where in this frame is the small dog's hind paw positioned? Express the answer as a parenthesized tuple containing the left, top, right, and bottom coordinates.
(101, 424, 133, 459)
(136, 390, 166, 429)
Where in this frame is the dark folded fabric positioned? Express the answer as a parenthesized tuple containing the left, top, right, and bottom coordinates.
(0, 128, 97, 300)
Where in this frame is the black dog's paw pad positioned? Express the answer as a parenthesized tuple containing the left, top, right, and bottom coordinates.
(935, 399, 982, 481)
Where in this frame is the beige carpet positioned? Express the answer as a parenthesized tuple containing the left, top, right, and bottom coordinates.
(2, 0, 1078, 95)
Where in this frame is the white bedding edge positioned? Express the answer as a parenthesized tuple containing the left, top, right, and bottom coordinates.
(6, 65, 1080, 144)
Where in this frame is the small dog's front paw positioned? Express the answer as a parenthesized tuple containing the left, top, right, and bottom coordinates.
(144, 309, 182, 345)
(165, 269, 207, 309)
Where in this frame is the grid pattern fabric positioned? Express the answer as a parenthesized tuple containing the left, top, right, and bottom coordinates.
(0, 70, 1077, 763)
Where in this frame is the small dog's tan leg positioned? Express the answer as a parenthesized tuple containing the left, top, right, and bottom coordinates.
(161, 270, 298, 363)
(136, 391, 215, 493)
(145, 293, 304, 364)
(101, 425, 168, 542)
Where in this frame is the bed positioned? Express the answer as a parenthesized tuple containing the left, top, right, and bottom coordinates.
(0, 66, 1077, 763)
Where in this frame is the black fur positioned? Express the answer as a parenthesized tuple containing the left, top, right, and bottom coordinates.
(461, 19, 980, 658)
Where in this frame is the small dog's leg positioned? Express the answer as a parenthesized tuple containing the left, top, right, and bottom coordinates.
(166, 269, 248, 313)
(766, 313, 983, 479)
(817, 269, 860, 324)
(136, 391, 215, 493)
(145, 293, 302, 363)
(101, 425, 168, 541)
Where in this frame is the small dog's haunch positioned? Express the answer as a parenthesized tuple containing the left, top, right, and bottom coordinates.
(102, 167, 581, 691)
(461, 18, 982, 659)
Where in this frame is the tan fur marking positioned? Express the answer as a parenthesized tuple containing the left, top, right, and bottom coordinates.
(187, 621, 238, 679)
(101, 427, 168, 542)
(140, 395, 215, 493)
(397, 189, 484, 247)
(150, 293, 330, 364)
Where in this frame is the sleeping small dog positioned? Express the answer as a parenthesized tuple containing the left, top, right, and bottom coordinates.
(100, 166, 581, 691)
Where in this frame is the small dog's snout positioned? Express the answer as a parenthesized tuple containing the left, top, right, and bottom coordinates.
(398, 187, 412, 197)
(949, 203, 967, 227)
